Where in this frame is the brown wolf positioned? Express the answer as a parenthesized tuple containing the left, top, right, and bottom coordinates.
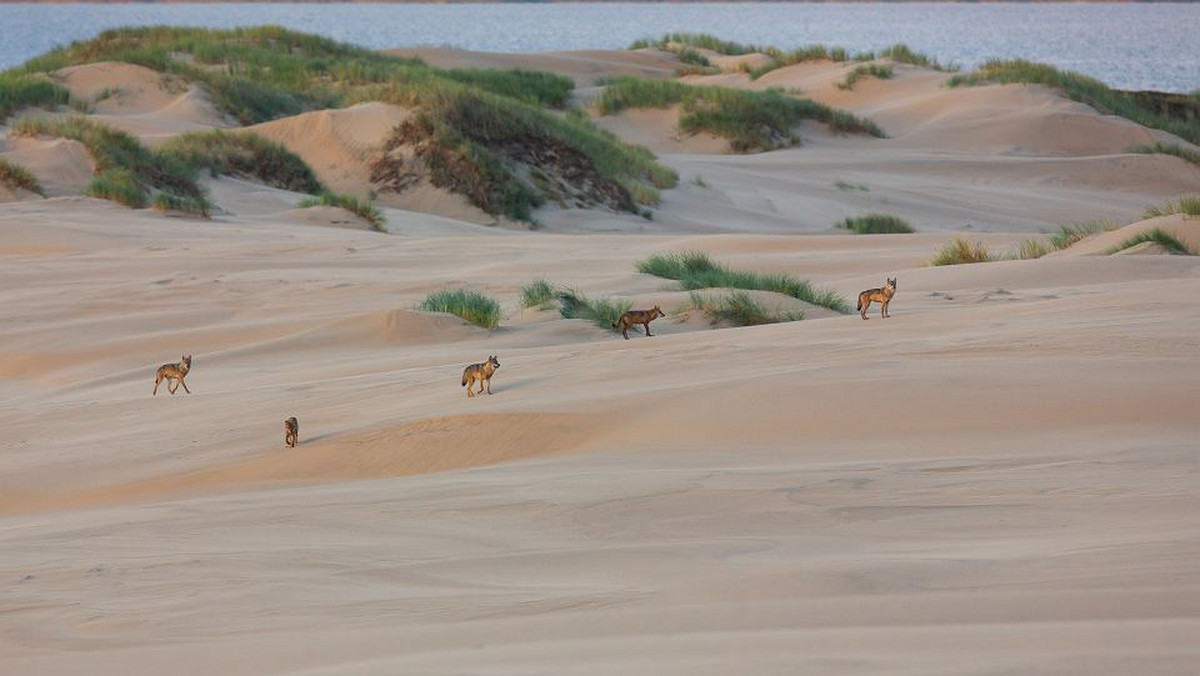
(284, 417, 299, 448)
(152, 355, 192, 395)
(613, 305, 666, 340)
(857, 278, 897, 320)
(462, 355, 500, 398)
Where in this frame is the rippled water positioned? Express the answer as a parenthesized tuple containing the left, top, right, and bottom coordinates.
(1, 3, 1197, 92)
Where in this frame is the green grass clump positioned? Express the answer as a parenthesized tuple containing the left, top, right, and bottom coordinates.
(296, 190, 385, 231)
(637, 250, 849, 313)
(0, 157, 44, 195)
(947, 60, 1200, 145)
(419, 289, 501, 329)
(835, 213, 913, 234)
(1049, 220, 1117, 250)
(686, 290, 803, 327)
(834, 179, 869, 192)
(521, 279, 555, 309)
(440, 68, 573, 109)
(1127, 142, 1200, 167)
(159, 130, 324, 193)
(1143, 195, 1200, 219)
(555, 288, 632, 331)
(1010, 238, 1054, 260)
(0, 73, 71, 121)
(597, 78, 884, 152)
(879, 44, 955, 71)
(11, 115, 209, 215)
(929, 238, 994, 266)
(152, 191, 211, 215)
(1104, 227, 1195, 255)
(837, 64, 894, 91)
(9, 26, 677, 223)
(631, 33, 756, 56)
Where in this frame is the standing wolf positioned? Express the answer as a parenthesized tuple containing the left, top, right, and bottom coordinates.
(613, 305, 666, 340)
(857, 278, 897, 320)
(152, 355, 192, 395)
(462, 355, 500, 398)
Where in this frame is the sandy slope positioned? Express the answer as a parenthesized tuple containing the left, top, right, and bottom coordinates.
(0, 47, 1198, 675)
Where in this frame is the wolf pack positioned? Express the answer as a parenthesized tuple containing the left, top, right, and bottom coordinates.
(152, 277, 897, 448)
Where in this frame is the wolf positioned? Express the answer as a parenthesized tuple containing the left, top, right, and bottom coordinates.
(613, 305, 666, 340)
(857, 278, 897, 320)
(284, 417, 299, 448)
(152, 355, 192, 395)
(462, 355, 500, 398)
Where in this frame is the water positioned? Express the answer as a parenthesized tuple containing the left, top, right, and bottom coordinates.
(1, 3, 1197, 93)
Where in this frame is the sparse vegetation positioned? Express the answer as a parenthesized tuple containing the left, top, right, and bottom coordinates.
(630, 33, 755, 56)
(947, 60, 1200, 145)
(1127, 142, 1200, 168)
(691, 174, 708, 188)
(555, 288, 631, 331)
(521, 279, 555, 309)
(0, 157, 44, 195)
(10, 115, 209, 215)
(296, 190, 385, 231)
(685, 290, 804, 326)
(637, 250, 849, 313)
(1009, 238, 1054, 260)
(159, 130, 325, 193)
(419, 289, 501, 329)
(1143, 195, 1200, 219)
(1049, 220, 1117, 250)
(0, 73, 71, 121)
(834, 179, 869, 192)
(929, 238, 995, 266)
(835, 213, 913, 234)
(1104, 228, 1195, 256)
(879, 44, 955, 71)
(597, 78, 885, 152)
(8, 26, 675, 222)
(838, 64, 894, 91)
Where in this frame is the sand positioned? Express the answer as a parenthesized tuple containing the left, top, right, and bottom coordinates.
(1, 46, 1198, 675)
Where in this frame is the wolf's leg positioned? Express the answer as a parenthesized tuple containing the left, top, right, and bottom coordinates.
(179, 377, 191, 394)
(153, 376, 161, 395)
(168, 379, 178, 394)
(644, 322, 653, 337)
(486, 378, 492, 395)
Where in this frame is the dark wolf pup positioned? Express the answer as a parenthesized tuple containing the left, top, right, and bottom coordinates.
(462, 355, 500, 398)
(613, 305, 666, 340)
(153, 355, 192, 395)
(857, 278, 897, 320)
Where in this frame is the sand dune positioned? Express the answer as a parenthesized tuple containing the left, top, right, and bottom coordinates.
(386, 46, 682, 86)
(1, 43, 1198, 675)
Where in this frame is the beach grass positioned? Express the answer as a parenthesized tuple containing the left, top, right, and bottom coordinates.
(1049, 220, 1118, 250)
(10, 114, 209, 215)
(0, 72, 72, 121)
(1142, 195, 1200, 219)
(685, 290, 804, 326)
(159, 130, 325, 193)
(597, 78, 885, 152)
(1104, 228, 1195, 256)
(930, 238, 995, 266)
(835, 213, 913, 234)
(947, 59, 1200, 145)
(837, 64, 894, 91)
(555, 288, 631, 331)
(521, 279, 555, 309)
(1127, 142, 1200, 168)
(637, 250, 849, 313)
(296, 191, 385, 231)
(0, 157, 44, 195)
(419, 289, 501, 329)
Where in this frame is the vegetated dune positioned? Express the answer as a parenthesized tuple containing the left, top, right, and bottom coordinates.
(0, 136, 94, 197)
(247, 102, 495, 225)
(53, 61, 229, 137)
(385, 46, 682, 86)
(1055, 213, 1200, 256)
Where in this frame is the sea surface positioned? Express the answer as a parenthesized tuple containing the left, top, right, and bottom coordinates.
(1, 3, 1197, 92)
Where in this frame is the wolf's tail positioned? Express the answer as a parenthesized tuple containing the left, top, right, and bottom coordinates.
(856, 295, 862, 312)
(462, 371, 469, 387)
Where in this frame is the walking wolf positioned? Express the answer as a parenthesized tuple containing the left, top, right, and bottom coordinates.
(613, 305, 666, 340)
(462, 355, 500, 398)
(857, 278, 897, 320)
(152, 355, 192, 395)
